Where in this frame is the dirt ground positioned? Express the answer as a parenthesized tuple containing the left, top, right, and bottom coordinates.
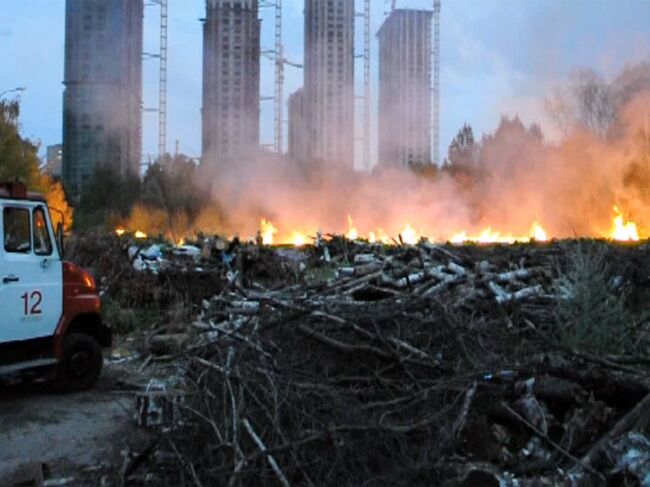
(0, 363, 146, 485)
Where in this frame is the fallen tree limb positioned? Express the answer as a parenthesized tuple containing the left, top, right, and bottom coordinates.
(242, 418, 291, 487)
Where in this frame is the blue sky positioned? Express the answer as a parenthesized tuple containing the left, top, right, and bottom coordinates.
(1, 0, 649, 166)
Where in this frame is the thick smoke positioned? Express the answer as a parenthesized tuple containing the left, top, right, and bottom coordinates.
(137, 64, 650, 243)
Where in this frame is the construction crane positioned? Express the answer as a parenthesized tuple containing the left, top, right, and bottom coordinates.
(273, 0, 283, 154)
(363, 0, 370, 171)
(432, 0, 441, 165)
(142, 0, 168, 166)
(158, 0, 168, 160)
(355, 0, 371, 170)
(261, 0, 302, 154)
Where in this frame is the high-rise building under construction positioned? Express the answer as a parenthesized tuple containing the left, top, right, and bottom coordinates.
(303, 0, 355, 168)
(62, 0, 143, 196)
(202, 0, 261, 168)
(288, 88, 308, 163)
(377, 9, 432, 167)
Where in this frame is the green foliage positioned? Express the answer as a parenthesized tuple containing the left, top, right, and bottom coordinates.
(101, 297, 161, 335)
(82, 165, 141, 216)
(141, 154, 206, 223)
(0, 100, 43, 187)
(75, 165, 141, 230)
(0, 100, 74, 229)
(75, 154, 209, 236)
(102, 295, 194, 335)
(555, 242, 633, 354)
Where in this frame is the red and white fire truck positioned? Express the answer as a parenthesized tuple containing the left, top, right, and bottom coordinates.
(0, 181, 110, 391)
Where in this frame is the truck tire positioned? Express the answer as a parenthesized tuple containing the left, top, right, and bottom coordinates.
(56, 333, 104, 392)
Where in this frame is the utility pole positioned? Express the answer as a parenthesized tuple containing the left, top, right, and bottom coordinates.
(432, 0, 441, 165)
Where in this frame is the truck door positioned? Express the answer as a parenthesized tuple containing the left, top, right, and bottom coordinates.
(0, 204, 63, 342)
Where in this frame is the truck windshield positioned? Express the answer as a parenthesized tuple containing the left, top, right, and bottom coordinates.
(3, 207, 31, 253)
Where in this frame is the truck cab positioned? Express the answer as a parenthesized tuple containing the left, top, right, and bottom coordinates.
(0, 181, 110, 391)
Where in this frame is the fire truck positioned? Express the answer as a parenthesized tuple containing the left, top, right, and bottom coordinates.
(0, 181, 110, 391)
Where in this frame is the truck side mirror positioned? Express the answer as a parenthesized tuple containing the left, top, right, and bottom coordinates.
(56, 222, 65, 258)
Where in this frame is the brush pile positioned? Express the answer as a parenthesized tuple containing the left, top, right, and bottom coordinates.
(122, 239, 650, 486)
(65, 233, 302, 321)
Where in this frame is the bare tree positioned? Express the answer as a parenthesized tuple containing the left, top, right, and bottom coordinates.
(546, 63, 650, 140)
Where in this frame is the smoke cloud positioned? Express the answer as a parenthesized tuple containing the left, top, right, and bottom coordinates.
(132, 63, 650, 243)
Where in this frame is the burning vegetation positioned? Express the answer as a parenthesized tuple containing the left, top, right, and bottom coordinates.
(4, 58, 650, 486)
(100, 64, 650, 250)
(71, 64, 649, 486)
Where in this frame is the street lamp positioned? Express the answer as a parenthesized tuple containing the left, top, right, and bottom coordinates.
(0, 87, 26, 99)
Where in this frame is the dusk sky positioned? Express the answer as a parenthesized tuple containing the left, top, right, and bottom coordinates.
(1, 0, 649, 166)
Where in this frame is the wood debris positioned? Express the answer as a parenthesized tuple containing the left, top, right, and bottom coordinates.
(74, 235, 650, 486)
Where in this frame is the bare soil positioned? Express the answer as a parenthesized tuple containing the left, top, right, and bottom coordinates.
(0, 364, 146, 485)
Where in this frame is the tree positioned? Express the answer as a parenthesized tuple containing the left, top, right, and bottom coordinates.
(0, 100, 73, 230)
(611, 62, 650, 110)
(0, 100, 41, 184)
(546, 63, 650, 140)
(445, 124, 479, 167)
(141, 154, 203, 218)
(138, 154, 207, 239)
(440, 124, 481, 189)
(479, 115, 547, 171)
(76, 164, 141, 230)
(546, 70, 614, 138)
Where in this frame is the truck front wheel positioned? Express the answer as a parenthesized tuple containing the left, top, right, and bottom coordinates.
(56, 333, 104, 392)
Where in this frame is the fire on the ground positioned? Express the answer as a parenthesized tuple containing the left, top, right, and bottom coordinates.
(114, 205, 640, 247)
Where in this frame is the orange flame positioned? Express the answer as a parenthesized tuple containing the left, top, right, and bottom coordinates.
(450, 221, 548, 244)
(530, 221, 548, 242)
(400, 224, 419, 245)
(346, 215, 359, 240)
(292, 231, 307, 247)
(610, 206, 639, 241)
(260, 219, 278, 245)
(114, 205, 647, 247)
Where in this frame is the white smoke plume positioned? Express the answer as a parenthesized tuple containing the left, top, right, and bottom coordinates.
(132, 63, 650, 243)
